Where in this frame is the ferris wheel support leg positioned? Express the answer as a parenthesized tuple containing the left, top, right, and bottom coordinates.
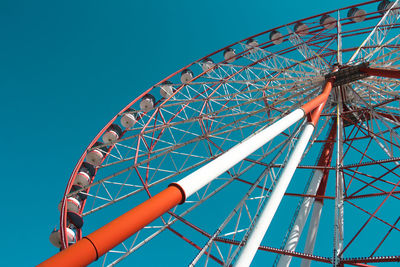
(278, 122, 336, 267)
(234, 122, 316, 267)
(40, 79, 334, 267)
(234, 79, 333, 267)
(301, 123, 336, 267)
(276, 170, 324, 267)
(300, 150, 332, 267)
(360, 67, 400, 79)
(300, 200, 324, 267)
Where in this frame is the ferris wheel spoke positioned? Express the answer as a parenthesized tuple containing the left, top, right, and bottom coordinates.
(357, 78, 400, 100)
(79, 85, 320, 211)
(349, 0, 400, 63)
(356, 82, 393, 102)
(287, 30, 330, 71)
(364, 33, 400, 65)
(99, 89, 312, 166)
(81, 114, 282, 213)
(241, 43, 323, 76)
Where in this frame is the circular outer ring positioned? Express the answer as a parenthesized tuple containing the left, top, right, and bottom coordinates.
(56, 1, 400, 266)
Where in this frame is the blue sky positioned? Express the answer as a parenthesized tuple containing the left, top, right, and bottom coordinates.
(0, 0, 379, 266)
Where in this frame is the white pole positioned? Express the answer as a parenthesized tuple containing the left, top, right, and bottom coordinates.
(300, 200, 324, 267)
(234, 122, 315, 267)
(174, 109, 305, 199)
(277, 170, 324, 267)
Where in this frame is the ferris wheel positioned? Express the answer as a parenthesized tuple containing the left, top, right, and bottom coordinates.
(40, 0, 400, 266)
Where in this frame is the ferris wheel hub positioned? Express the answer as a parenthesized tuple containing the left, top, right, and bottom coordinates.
(325, 62, 369, 87)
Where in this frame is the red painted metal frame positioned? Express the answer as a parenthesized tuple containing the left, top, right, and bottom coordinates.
(360, 67, 400, 79)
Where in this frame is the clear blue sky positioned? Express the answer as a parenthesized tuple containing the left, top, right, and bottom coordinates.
(0, 0, 374, 266)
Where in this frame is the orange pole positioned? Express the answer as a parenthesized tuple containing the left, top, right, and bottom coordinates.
(40, 78, 336, 266)
(308, 101, 325, 126)
(360, 67, 400, 79)
(301, 78, 334, 115)
(39, 185, 184, 267)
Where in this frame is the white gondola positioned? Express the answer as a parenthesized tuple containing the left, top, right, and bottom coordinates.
(58, 197, 81, 213)
(348, 7, 366, 22)
(102, 124, 122, 144)
(269, 30, 283, 45)
(73, 162, 95, 187)
(201, 58, 215, 72)
(180, 69, 194, 84)
(320, 14, 337, 30)
(160, 81, 175, 98)
(120, 108, 138, 128)
(223, 48, 236, 63)
(85, 142, 106, 166)
(140, 94, 156, 112)
(294, 22, 309, 36)
(245, 38, 258, 52)
(378, 0, 399, 14)
(74, 171, 91, 187)
(49, 228, 76, 248)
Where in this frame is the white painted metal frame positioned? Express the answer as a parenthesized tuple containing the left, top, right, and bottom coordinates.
(234, 122, 316, 267)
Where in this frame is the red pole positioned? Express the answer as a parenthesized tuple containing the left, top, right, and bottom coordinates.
(315, 122, 336, 203)
(360, 67, 400, 79)
(39, 185, 184, 267)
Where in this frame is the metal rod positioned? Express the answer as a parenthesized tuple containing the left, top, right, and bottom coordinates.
(301, 122, 336, 267)
(234, 122, 316, 267)
(234, 80, 333, 267)
(277, 170, 324, 267)
(279, 123, 336, 267)
(333, 85, 344, 266)
(360, 67, 400, 79)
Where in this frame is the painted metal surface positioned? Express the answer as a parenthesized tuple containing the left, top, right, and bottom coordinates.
(234, 123, 316, 267)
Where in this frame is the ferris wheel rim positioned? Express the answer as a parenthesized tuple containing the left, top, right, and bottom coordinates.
(51, 0, 400, 265)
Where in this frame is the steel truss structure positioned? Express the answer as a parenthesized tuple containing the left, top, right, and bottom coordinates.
(42, 1, 400, 266)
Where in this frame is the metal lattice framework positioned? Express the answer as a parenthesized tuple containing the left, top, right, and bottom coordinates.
(43, 1, 400, 266)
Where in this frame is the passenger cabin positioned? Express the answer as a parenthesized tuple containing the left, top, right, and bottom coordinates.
(269, 30, 283, 45)
(348, 7, 366, 22)
(140, 94, 156, 112)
